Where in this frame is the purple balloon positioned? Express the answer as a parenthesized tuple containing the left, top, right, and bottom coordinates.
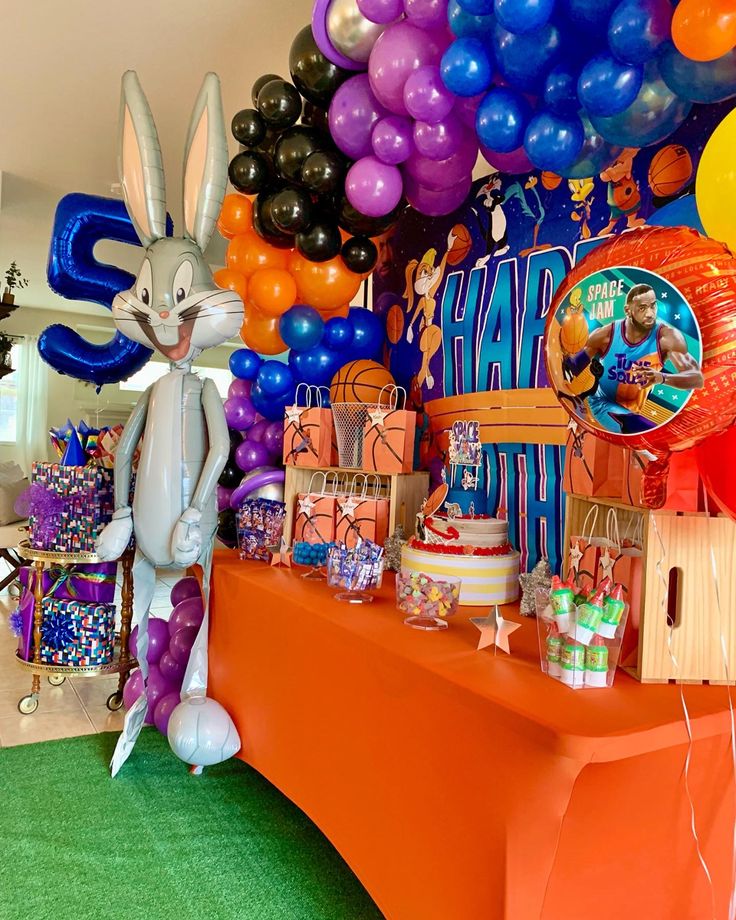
(455, 93, 484, 128)
(228, 378, 252, 400)
(129, 625, 138, 659)
(147, 617, 170, 667)
(168, 596, 205, 637)
(404, 0, 449, 33)
(358, 0, 403, 22)
(263, 420, 284, 457)
(368, 21, 443, 115)
(223, 395, 256, 431)
(123, 668, 143, 709)
(371, 115, 414, 164)
(159, 650, 186, 686)
(346, 156, 404, 217)
(170, 626, 199, 665)
(153, 691, 180, 736)
(328, 74, 387, 160)
(247, 418, 269, 443)
(235, 438, 270, 473)
(217, 485, 234, 512)
(404, 141, 477, 190)
(404, 65, 455, 123)
(230, 468, 285, 510)
(404, 172, 472, 216)
(480, 143, 534, 174)
(413, 113, 467, 160)
(145, 664, 176, 725)
(170, 576, 201, 608)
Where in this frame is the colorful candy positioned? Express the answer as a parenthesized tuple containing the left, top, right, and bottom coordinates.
(293, 541, 335, 567)
(237, 498, 286, 561)
(396, 570, 461, 622)
(326, 540, 384, 592)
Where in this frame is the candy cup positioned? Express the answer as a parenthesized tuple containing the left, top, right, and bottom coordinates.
(396, 569, 461, 630)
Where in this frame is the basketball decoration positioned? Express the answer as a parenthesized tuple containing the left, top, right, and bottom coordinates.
(423, 483, 449, 517)
(447, 224, 472, 266)
(330, 360, 395, 404)
(648, 145, 693, 198)
(558, 288, 589, 354)
(386, 304, 405, 344)
(545, 227, 736, 505)
(541, 172, 563, 191)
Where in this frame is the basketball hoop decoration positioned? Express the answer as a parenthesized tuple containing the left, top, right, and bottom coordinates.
(330, 359, 395, 468)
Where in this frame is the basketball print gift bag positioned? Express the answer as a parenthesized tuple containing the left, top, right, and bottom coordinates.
(293, 471, 339, 545)
(335, 474, 390, 548)
(283, 384, 333, 468)
(362, 385, 417, 475)
(563, 422, 624, 498)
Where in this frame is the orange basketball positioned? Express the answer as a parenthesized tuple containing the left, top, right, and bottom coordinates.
(559, 314, 589, 354)
(386, 304, 405, 344)
(330, 360, 395, 404)
(447, 223, 472, 265)
(648, 145, 693, 198)
(541, 171, 563, 190)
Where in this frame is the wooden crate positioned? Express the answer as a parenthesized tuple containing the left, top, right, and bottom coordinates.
(283, 466, 429, 548)
(563, 493, 736, 685)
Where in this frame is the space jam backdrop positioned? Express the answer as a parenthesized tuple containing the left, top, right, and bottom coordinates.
(374, 101, 728, 573)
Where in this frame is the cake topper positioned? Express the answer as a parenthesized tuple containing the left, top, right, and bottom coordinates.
(449, 420, 482, 467)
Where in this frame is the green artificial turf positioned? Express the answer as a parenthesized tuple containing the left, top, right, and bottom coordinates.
(0, 730, 383, 920)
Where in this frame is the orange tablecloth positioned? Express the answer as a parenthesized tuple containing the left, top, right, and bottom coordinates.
(208, 550, 736, 920)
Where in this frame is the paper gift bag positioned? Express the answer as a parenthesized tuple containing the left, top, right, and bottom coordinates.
(293, 472, 340, 545)
(335, 474, 390, 548)
(621, 447, 703, 512)
(362, 385, 416, 475)
(563, 422, 625, 498)
(283, 385, 333, 468)
(597, 509, 644, 665)
(567, 504, 608, 594)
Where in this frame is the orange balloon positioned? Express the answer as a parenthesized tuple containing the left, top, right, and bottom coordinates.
(290, 253, 363, 311)
(213, 268, 248, 304)
(672, 0, 736, 62)
(227, 231, 289, 279)
(240, 304, 287, 355)
(248, 268, 297, 318)
(217, 194, 253, 239)
(317, 302, 351, 319)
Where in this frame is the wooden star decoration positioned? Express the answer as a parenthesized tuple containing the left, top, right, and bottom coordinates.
(285, 406, 303, 425)
(470, 605, 520, 654)
(368, 407, 388, 426)
(568, 540, 584, 574)
(338, 495, 360, 519)
(297, 495, 316, 517)
(599, 546, 615, 582)
(270, 537, 292, 568)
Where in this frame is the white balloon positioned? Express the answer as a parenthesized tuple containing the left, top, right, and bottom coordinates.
(326, 0, 388, 64)
(167, 697, 241, 767)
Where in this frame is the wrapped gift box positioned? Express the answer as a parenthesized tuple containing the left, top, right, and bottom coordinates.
(37, 597, 115, 667)
(29, 462, 114, 553)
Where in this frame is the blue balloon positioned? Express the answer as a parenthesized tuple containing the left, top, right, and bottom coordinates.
(251, 381, 295, 422)
(448, 0, 495, 38)
(578, 54, 643, 117)
(41, 193, 172, 387)
(476, 87, 532, 153)
(647, 195, 705, 234)
(590, 59, 692, 147)
(544, 65, 580, 114)
(323, 316, 355, 350)
(289, 344, 342, 387)
(557, 111, 622, 179)
(524, 109, 585, 172)
(257, 360, 295, 396)
(561, 0, 618, 28)
(278, 304, 324, 351)
(494, 0, 554, 34)
(492, 21, 562, 92)
(458, 0, 493, 13)
(659, 41, 736, 104)
(348, 307, 385, 361)
(440, 38, 494, 97)
(608, 0, 672, 65)
(229, 348, 262, 380)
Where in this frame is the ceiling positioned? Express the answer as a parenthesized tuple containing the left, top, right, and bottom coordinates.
(0, 0, 314, 316)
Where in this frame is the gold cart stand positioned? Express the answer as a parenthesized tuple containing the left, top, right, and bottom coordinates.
(14, 541, 137, 715)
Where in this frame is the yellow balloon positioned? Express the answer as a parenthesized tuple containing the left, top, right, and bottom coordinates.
(696, 108, 736, 252)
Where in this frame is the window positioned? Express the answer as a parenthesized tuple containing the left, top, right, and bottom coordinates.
(0, 344, 21, 443)
(120, 361, 232, 398)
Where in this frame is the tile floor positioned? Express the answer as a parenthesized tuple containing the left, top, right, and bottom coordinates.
(0, 564, 181, 748)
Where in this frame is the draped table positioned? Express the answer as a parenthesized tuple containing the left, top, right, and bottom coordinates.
(208, 550, 736, 920)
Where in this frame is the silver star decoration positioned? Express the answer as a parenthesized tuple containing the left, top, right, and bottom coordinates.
(599, 546, 615, 581)
(470, 605, 520, 654)
(569, 541, 584, 573)
(297, 495, 316, 517)
(338, 495, 360, 519)
(518, 558, 552, 616)
(368, 407, 388, 426)
(285, 406, 303, 426)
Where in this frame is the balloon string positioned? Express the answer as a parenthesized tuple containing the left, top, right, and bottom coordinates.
(702, 483, 736, 920)
(650, 512, 717, 920)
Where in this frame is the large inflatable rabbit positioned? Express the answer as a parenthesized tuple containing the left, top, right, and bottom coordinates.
(96, 71, 243, 775)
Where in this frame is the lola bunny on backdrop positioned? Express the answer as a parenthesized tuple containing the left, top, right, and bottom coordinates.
(95, 71, 243, 776)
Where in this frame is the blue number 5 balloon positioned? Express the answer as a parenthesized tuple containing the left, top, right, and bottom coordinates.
(40, 192, 171, 387)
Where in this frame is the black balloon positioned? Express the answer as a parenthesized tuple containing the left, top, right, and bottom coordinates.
(253, 191, 296, 249)
(301, 150, 345, 194)
(251, 73, 283, 107)
(271, 186, 313, 234)
(338, 195, 406, 236)
(217, 509, 238, 549)
(289, 25, 351, 108)
(228, 428, 243, 449)
(296, 221, 342, 262)
(231, 108, 267, 147)
(301, 102, 330, 133)
(274, 126, 324, 183)
(228, 151, 270, 195)
(219, 461, 242, 489)
(341, 236, 378, 274)
(256, 79, 302, 130)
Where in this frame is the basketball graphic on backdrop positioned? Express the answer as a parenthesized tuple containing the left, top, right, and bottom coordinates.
(648, 145, 693, 198)
(330, 360, 395, 404)
(386, 304, 405, 344)
(559, 289, 589, 353)
(541, 171, 563, 191)
(447, 224, 472, 265)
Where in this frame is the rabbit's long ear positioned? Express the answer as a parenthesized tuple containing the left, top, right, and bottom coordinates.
(118, 71, 167, 247)
(182, 72, 228, 253)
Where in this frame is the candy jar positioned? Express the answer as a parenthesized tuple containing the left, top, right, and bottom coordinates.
(396, 570, 461, 630)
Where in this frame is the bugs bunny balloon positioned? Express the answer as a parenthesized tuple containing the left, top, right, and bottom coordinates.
(96, 71, 243, 776)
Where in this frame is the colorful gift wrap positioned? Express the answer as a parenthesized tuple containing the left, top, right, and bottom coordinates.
(29, 462, 114, 553)
(35, 597, 115, 667)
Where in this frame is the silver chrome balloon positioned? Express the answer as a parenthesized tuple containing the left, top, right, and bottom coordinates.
(326, 0, 388, 64)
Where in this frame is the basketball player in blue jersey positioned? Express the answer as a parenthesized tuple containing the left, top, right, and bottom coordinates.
(563, 283, 704, 434)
